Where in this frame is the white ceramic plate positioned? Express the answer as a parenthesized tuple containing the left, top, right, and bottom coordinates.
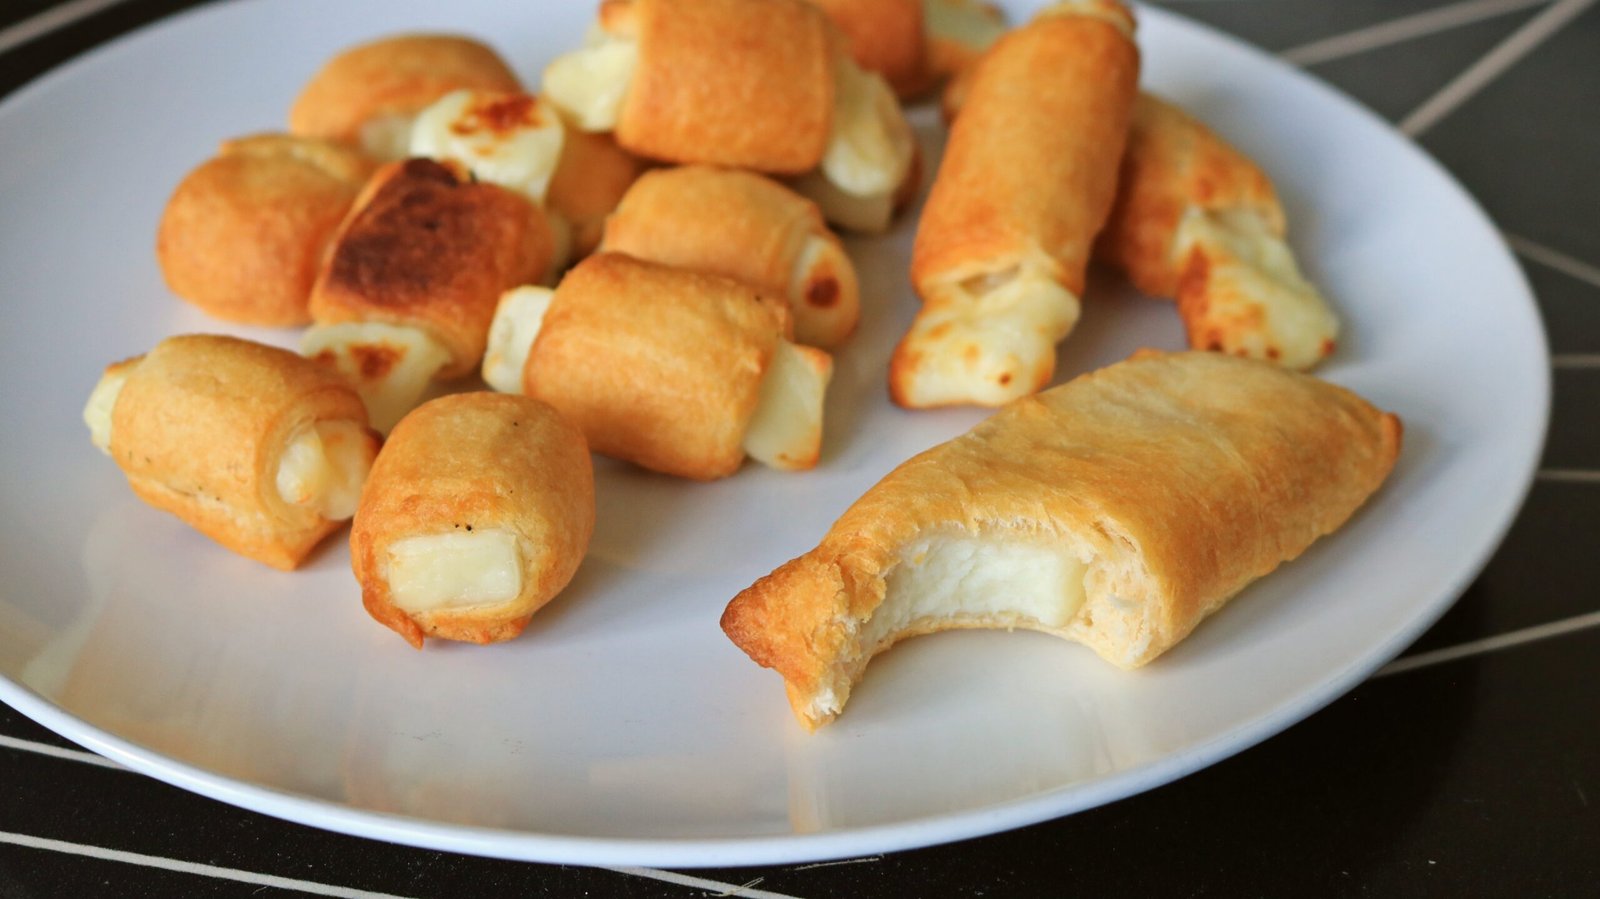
(0, 0, 1547, 868)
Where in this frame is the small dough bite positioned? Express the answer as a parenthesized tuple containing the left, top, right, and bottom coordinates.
(893, 0, 1139, 408)
(289, 33, 522, 160)
(83, 335, 379, 571)
(1096, 94, 1339, 369)
(545, 121, 647, 260)
(599, 165, 860, 348)
(487, 253, 833, 480)
(352, 392, 594, 648)
(304, 158, 554, 432)
(722, 350, 1403, 730)
(157, 134, 375, 326)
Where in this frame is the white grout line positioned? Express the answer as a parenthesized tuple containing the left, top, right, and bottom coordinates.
(1506, 233, 1600, 291)
(1375, 609, 1600, 677)
(1537, 468, 1600, 484)
(0, 0, 134, 56)
(1552, 354, 1600, 368)
(0, 733, 125, 770)
(0, 830, 421, 899)
(1281, 0, 1551, 67)
(1399, 0, 1598, 136)
(602, 866, 804, 899)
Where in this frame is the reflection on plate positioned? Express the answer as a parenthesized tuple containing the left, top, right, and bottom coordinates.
(0, 0, 1546, 867)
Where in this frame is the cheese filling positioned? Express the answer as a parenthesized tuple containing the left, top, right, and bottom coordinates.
(860, 533, 1090, 653)
(358, 113, 418, 161)
(789, 169, 896, 233)
(386, 529, 524, 613)
(83, 367, 131, 454)
(410, 90, 567, 207)
(742, 340, 833, 471)
(543, 30, 639, 132)
(275, 419, 375, 520)
(796, 59, 915, 233)
(787, 234, 859, 348)
(301, 323, 452, 434)
(482, 285, 556, 394)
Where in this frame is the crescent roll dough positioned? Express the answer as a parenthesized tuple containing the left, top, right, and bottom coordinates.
(82, 335, 380, 571)
(1097, 94, 1340, 369)
(599, 165, 860, 348)
(808, 0, 929, 98)
(289, 34, 522, 160)
(723, 350, 1402, 730)
(892, 0, 1139, 409)
(157, 134, 375, 327)
(352, 392, 594, 648)
(504, 253, 832, 480)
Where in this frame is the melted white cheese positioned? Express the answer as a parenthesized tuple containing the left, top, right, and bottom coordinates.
(789, 169, 897, 233)
(83, 366, 131, 455)
(275, 419, 375, 520)
(787, 234, 859, 348)
(543, 32, 639, 132)
(796, 58, 915, 233)
(301, 323, 451, 434)
(386, 529, 523, 612)
(409, 90, 567, 207)
(482, 285, 556, 394)
(742, 340, 832, 471)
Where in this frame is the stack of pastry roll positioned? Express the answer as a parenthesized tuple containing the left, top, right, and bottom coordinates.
(1095, 94, 1339, 368)
(892, 0, 1139, 408)
(82, 335, 380, 571)
(353, 393, 594, 648)
(596, 165, 860, 348)
(484, 253, 832, 479)
(543, 0, 917, 233)
(723, 350, 1403, 730)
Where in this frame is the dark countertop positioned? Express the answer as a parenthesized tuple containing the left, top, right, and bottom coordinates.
(2, 1, 1596, 896)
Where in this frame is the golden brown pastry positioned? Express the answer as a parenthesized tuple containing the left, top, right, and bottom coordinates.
(546, 122, 647, 260)
(156, 134, 375, 327)
(723, 350, 1403, 730)
(303, 158, 553, 432)
(809, 0, 928, 98)
(599, 165, 860, 348)
(82, 335, 380, 571)
(485, 253, 832, 480)
(929, 0, 1008, 117)
(351, 392, 594, 648)
(1097, 94, 1340, 368)
(289, 34, 522, 160)
(892, 0, 1139, 409)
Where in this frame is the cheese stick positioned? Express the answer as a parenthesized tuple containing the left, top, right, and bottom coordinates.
(289, 34, 522, 160)
(892, 0, 1139, 408)
(1097, 94, 1339, 368)
(808, 0, 928, 98)
(303, 158, 553, 433)
(157, 134, 374, 327)
(599, 165, 860, 348)
(83, 335, 379, 571)
(487, 254, 832, 480)
(352, 392, 594, 648)
(723, 350, 1403, 730)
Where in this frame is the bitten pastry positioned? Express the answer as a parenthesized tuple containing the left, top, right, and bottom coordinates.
(1096, 94, 1339, 368)
(544, 0, 916, 233)
(482, 253, 833, 479)
(892, 0, 1139, 408)
(303, 158, 554, 432)
(598, 165, 860, 348)
(157, 134, 375, 326)
(289, 33, 522, 160)
(82, 335, 380, 571)
(352, 392, 594, 648)
(722, 350, 1402, 730)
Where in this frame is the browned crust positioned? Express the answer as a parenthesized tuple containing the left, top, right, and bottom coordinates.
(723, 350, 1403, 729)
(289, 34, 522, 145)
(616, 0, 836, 173)
(350, 392, 594, 648)
(107, 335, 375, 571)
(523, 253, 789, 480)
(809, 0, 929, 98)
(546, 123, 648, 259)
(156, 134, 375, 327)
(309, 158, 553, 377)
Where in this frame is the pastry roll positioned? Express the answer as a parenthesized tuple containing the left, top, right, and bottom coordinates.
(546, 122, 647, 260)
(544, 0, 916, 233)
(598, 165, 860, 348)
(808, 0, 928, 98)
(928, 0, 1007, 118)
(157, 134, 375, 327)
(892, 0, 1139, 408)
(484, 254, 833, 480)
(352, 392, 594, 648)
(82, 335, 380, 571)
(1096, 94, 1339, 369)
(722, 350, 1403, 730)
(289, 34, 522, 160)
(303, 158, 553, 432)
